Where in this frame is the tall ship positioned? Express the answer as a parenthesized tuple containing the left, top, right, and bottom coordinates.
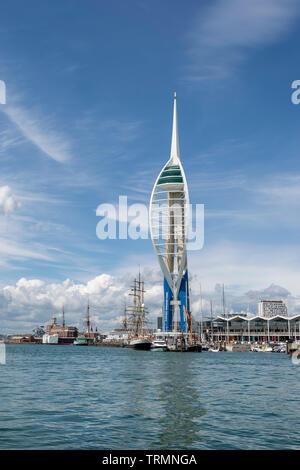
(124, 271, 152, 350)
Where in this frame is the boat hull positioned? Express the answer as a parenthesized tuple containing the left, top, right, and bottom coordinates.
(167, 344, 202, 352)
(151, 346, 168, 351)
(125, 339, 152, 350)
(226, 343, 251, 352)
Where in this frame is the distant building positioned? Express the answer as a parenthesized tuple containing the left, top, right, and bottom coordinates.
(46, 316, 78, 344)
(7, 335, 36, 344)
(157, 316, 163, 330)
(258, 300, 288, 318)
(200, 313, 300, 343)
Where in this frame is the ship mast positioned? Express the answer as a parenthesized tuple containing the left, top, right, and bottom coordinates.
(222, 283, 226, 317)
(189, 283, 193, 343)
(129, 278, 138, 337)
(128, 270, 149, 339)
(199, 283, 203, 342)
(123, 302, 128, 332)
(210, 300, 213, 343)
(86, 299, 91, 336)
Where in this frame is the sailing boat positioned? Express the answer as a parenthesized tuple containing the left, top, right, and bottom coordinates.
(74, 300, 91, 346)
(125, 271, 152, 350)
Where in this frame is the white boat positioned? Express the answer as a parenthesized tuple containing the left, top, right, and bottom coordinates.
(42, 334, 59, 344)
(226, 343, 251, 352)
(125, 338, 152, 350)
(262, 345, 273, 352)
(73, 336, 88, 346)
(151, 339, 167, 351)
(208, 348, 219, 352)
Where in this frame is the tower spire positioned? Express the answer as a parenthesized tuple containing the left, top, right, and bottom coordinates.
(170, 91, 180, 163)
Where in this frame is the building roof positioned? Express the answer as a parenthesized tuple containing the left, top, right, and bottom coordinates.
(216, 315, 248, 322)
(216, 314, 297, 322)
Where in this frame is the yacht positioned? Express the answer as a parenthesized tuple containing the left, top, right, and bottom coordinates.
(151, 339, 168, 351)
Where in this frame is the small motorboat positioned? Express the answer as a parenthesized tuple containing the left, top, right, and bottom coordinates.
(262, 345, 273, 352)
(151, 339, 168, 351)
(73, 336, 88, 346)
(226, 343, 251, 352)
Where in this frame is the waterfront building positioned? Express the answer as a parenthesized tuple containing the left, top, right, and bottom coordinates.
(46, 315, 78, 344)
(199, 314, 300, 343)
(150, 93, 190, 333)
(258, 300, 288, 318)
(7, 334, 37, 344)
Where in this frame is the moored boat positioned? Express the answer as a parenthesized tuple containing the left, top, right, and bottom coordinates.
(151, 339, 168, 351)
(42, 333, 59, 344)
(226, 343, 251, 352)
(125, 338, 152, 350)
(73, 336, 88, 346)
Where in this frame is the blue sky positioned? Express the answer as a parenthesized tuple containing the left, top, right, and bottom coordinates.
(1, 0, 300, 332)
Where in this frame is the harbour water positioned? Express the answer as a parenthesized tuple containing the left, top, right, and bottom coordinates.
(0, 344, 300, 450)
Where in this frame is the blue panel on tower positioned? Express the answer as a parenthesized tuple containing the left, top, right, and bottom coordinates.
(178, 270, 190, 332)
(163, 277, 173, 332)
(163, 272, 190, 333)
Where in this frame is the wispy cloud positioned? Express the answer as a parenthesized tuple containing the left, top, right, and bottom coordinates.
(0, 237, 52, 262)
(185, 0, 299, 80)
(2, 105, 72, 163)
(0, 129, 25, 151)
(98, 119, 142, 143)
(0, 185, 21, 214)
(255, 174, 300, 204)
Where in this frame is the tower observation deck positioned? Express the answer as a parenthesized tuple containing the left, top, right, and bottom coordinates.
(150, 93, 190, 333)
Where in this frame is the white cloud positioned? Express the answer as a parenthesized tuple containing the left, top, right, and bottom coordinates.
(0, 237, 52, 262)
(0, 274, 128, 332)
(245, 284, 290, 300)
(2, 105, 71, 163)
(0, 269, 165, 333)
(0, 185, 21, 214)
(2, 263, 300, 334)
(186, 0, 299, 80)
(189, 239, 300, 297)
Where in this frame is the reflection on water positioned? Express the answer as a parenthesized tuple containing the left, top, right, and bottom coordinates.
(156, 355, 206, 449)
(0, 345, 300, 449)
(121, 352, 206, 449)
